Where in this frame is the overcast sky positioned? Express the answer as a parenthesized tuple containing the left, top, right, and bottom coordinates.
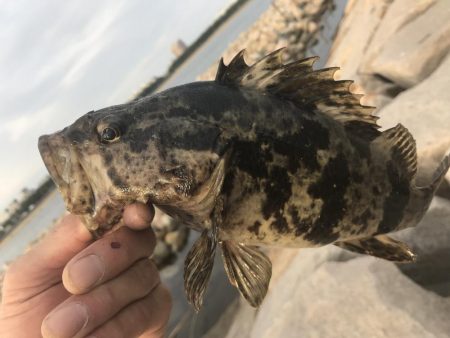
(0, 0, 234, 210)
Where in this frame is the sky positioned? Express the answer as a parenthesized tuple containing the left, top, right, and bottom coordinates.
(0, 0, 235, 211)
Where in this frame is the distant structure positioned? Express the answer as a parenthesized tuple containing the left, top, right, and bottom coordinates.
(171, 39, 187, 57)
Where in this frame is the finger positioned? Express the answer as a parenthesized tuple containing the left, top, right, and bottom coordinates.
(123, 202, 155, 230)
(42, 258, 160, 338)
(3, 214, 92, 296)
(89, 284, 172, 338)
(63, 226, 156, 294)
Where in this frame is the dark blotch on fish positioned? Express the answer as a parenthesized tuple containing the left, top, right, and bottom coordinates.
(107, 167, 126, 188)
(126, 127, 152, 153)
(233, 139, 272, 178)
(248, 221, 262, 236)
(273, 119, 329, 173)
(263, 166, 292, 234)
(307, 153, 350, 244)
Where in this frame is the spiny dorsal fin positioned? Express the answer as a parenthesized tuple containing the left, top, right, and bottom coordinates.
(380, 124, 417, 180)
(215, 48, 379, 132)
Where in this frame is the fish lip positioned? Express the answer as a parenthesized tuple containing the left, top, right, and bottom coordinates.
(38, 134, 94, 214)
(38, 135, 70, 192)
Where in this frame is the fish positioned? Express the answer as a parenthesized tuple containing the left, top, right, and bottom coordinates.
(38, 49, 450, 311)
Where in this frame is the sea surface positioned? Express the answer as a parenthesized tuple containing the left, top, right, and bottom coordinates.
(0, 0, 347, 336)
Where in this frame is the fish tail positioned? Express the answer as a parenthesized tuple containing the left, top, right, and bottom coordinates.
(405, 155, 450, 228)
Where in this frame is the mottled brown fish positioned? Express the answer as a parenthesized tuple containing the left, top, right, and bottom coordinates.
(38, 49, 450, 311)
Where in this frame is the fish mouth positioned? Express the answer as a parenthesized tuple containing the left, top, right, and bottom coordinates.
(38, 133, 94, 215)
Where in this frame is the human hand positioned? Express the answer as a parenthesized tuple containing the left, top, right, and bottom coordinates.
(0, 202, 171, 338)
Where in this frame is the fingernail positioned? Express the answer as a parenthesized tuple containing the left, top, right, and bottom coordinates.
(69, 254, 105, 290)
(43, 302, 88, 337)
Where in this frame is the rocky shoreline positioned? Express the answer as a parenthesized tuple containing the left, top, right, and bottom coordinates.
(199, 0, 335, 81)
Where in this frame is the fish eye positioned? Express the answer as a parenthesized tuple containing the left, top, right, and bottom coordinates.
(100, 126, 120, 143)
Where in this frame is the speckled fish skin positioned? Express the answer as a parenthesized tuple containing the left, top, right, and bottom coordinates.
(38, 49, 450, 309)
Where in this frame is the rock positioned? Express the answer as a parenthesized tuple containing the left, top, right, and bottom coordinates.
(203, 299, 257, 338)
(361, 0, 450, 88)
(152, 207, 175, 233)
(198, 0, 335, 81)
(390, 197, 450, 298)
(396, 197, 450, 255)
(378, 52, 450, 183)
(151, 241, 175, 268)
(326, 0, 392, 80)
(215, 198, 450, 338)
(416, 141, 450, 194)
(164, 227, 189, 252)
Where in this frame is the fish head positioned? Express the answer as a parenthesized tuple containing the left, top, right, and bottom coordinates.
(38, 106, 132, 230)
(38, 94, 225, 231)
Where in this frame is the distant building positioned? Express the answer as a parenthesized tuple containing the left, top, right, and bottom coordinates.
(171, 39, 187, 57)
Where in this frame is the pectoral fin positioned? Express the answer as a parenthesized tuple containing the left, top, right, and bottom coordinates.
(184, 227, 218, 311)
(335, 234, 417, 262)
(220, 241, 272, 307)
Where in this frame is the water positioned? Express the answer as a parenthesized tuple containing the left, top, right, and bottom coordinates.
(0, 0, 347, 336)
(0, 190, 65, 267)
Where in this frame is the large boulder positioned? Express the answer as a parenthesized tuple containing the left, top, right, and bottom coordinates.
(361, 0, 450, 88)
(326, 0, 391, 80)
(328, 0, 450, 108)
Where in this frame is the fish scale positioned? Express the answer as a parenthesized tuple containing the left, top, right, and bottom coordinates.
(38, 49, 450, 311)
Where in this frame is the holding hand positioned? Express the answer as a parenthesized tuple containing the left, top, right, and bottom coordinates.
(0, 203, 171, 338)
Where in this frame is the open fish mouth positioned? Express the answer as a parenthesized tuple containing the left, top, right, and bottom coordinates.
(38, 133, 94, 215)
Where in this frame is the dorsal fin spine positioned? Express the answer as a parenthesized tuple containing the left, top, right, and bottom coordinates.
(215, 49, 379, 134)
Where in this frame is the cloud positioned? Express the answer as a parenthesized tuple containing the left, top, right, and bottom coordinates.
(0, 0, 237, 211)
(0, 102, 59, 143)
(60, 1, 127, 87)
